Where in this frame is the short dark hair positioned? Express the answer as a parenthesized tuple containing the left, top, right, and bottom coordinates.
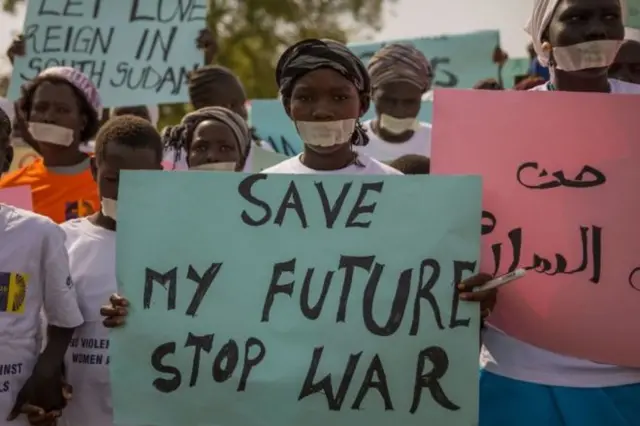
(188, 65, 246, 108)
(19, 75, 100, 143)
(473, 78, 502, 90)
(95, 115, 163, 164)
(389, 154, 430, 174)
(111, 106, 150, 121)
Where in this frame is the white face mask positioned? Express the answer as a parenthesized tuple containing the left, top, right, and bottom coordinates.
(379, 114, 419, 134)
(101, 198, 117, 220)
(190, 162, 237, 171)
(552, 40, 622, 71)
(295, 119, 356, 147)
(28, 122, 74, 147)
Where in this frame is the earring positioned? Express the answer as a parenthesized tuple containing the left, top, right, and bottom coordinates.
(541, 41, 554, 67)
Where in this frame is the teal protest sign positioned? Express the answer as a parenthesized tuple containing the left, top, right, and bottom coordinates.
(251, 100, 433, 155)
(350, 30, 500, 89)
(111, 170, 482, 426)
(501, 57, 531, 87)
(8, 0, 206, 106)
(629, 0, 640, 29)
(250, 145, 287, 172)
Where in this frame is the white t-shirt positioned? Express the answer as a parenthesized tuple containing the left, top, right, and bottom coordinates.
(262, 152, 403, 175)
(482, 78, 640, 387)
(0, 205, 83, 426)
(162, 140, 274, 172)
(354, 119, 432, 162)
(59, 218, 116, 426)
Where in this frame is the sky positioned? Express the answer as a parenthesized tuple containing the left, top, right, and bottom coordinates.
(0, 0, 535, 73)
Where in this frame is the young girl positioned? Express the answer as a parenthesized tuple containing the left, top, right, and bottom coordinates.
(480, 1, 640, 425)
(355, 43, 433, 163)
(0, 104, 83, 426)
(162, 106, 251, 171)
(163, 66, 273, 171)
(0, 67, 101, 223)
(59, 115, 163, 426)
(262, 38, 401, 175)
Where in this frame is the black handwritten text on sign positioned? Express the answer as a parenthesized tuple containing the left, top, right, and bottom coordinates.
(137, 174, 480, 419)
(10, 0, 206, 106)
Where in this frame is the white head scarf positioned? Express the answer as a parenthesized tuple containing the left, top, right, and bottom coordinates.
(525, 0, 628, 66)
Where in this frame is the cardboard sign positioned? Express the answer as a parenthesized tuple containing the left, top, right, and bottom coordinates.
(111, 171, 482, 426)
(9, 0, 205, 106)
(431, 89, 640, 367)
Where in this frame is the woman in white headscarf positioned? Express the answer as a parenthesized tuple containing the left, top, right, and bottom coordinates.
(479, 1, 640, 426)
(525, 0, 638, 93)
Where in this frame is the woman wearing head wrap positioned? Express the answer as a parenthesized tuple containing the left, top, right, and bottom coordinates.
(355, 43, 433, 163)
(526, 0, 638, 93)
(171, 65, 273, 171)
(262, 38, 400, 174)
(480, 2, 640, 424)
(162, 106, 251, 172)
(0, 66, 102, 223)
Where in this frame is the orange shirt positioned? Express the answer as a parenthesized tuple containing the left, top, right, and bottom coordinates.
(0, 158, 99, 223)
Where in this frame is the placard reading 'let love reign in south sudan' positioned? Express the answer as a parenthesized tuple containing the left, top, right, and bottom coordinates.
(110, 171, 482, 426)
(9, 0, 206, 106)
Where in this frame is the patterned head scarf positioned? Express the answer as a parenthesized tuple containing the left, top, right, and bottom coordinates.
(38, 66, 102, 114)
(275, 38, 371, 146)
(367, 43, 433, 92)
(162, 106, 251, 165)
(525, 0, 628, 66)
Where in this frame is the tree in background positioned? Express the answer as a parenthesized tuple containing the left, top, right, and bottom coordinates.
(2, 0, 395, 127)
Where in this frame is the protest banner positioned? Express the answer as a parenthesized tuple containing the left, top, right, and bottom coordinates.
(0, 186, 33, 210)
(111, 171, 482, 426)
(251, 100, 432, 155)
(431, 89, 640, 367)
(8, 0, 206, 106)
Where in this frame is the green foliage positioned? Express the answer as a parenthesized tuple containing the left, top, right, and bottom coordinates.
(3, 0, 395, 129)
(2, 0, 19, 13)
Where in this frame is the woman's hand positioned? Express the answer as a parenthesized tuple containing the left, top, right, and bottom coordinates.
(195, 28, 217, 64)
(100, 294, 129, 328)
(6, 34, 25, 64)
(9, 404, 59, 426)
(8, 373, 71, 425)
(457, 273, 497, 319)
(492, 46, 509, 67)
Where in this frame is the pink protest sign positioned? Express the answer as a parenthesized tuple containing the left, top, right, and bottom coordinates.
(0, 186, 33, 211)
(431, 89, 640, 367)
